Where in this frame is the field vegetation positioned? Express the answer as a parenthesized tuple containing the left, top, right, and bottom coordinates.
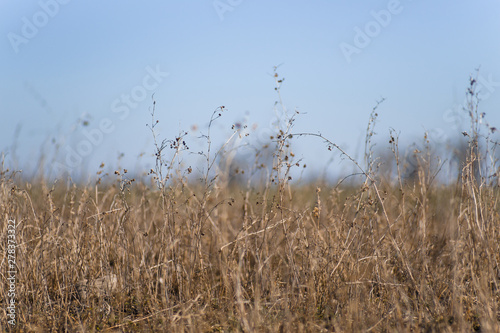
(1, 71, 499, 332)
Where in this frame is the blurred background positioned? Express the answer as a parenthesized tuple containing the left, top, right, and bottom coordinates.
(1, 0, 499, 182)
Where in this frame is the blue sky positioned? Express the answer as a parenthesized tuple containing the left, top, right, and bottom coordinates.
(1, 0, 500, 181)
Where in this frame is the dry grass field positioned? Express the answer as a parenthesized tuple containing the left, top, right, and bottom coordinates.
(1, 74, 499, 332)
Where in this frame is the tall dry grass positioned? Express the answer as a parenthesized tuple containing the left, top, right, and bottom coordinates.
(1, 71, 499, 332)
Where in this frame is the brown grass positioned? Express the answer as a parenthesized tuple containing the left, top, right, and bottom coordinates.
(1, 71, 499, 332)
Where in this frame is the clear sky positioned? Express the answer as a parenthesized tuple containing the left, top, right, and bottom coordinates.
(1, 0, 500, 181)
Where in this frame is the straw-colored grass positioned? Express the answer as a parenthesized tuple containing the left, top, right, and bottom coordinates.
(1, 71, 499, 332)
